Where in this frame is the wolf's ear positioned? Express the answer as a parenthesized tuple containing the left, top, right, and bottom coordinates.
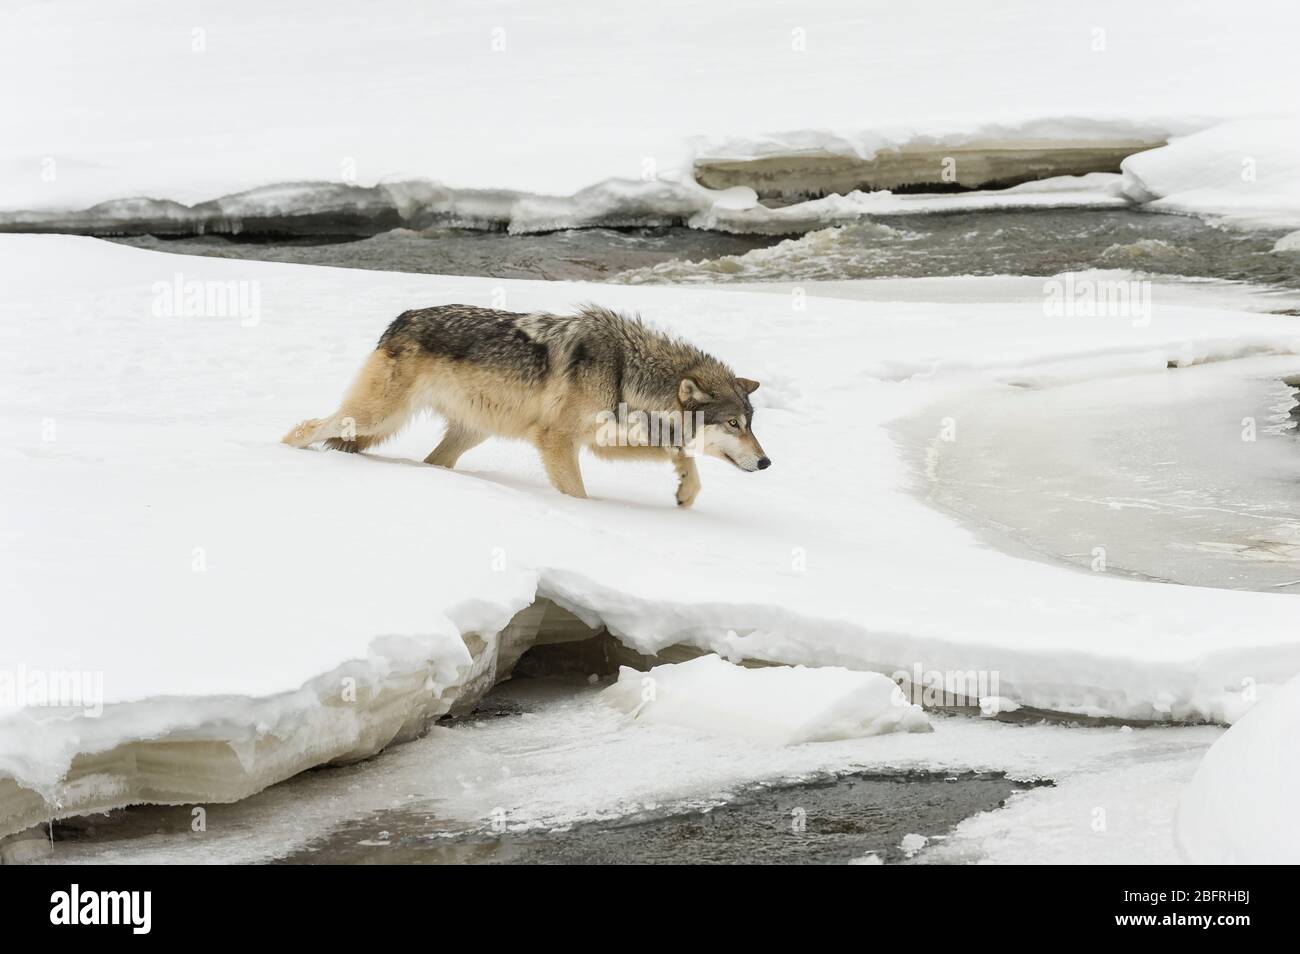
(736, 377, 760, 395)
(678, 378, 712, 405)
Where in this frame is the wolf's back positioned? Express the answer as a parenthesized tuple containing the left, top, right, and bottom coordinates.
(377, 304, 553, 382)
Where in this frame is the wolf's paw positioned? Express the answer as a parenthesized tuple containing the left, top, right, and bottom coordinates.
(281, 418, 323, 447)
(675, 479, 700, 508)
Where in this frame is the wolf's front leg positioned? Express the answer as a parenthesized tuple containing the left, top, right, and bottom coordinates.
(425, 422, 487, 468)
(672, 450, 701, 508)
(536, 430, 588, 498)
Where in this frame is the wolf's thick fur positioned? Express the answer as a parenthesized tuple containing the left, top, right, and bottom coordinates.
(282, 304, 769, 506)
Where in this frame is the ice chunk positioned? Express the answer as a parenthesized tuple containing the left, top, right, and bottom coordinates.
(979, 697, 1021, 718)
(1273, 230, 1300, 253)
(899, 832, 929, 857)
(601, 655, 931, 745)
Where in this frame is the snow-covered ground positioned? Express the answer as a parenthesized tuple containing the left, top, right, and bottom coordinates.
(3, 1, 1299, 230)
(3, 233, 1300, 847)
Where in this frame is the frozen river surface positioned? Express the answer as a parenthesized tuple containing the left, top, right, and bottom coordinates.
(896, 355, 1300, 592)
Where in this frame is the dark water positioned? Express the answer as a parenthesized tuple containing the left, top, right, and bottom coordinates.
(39, 769, 1028, 866)
(108, 227, 782, 282)
(108, 209, 1300, 289)
(273, 770, 1032, 865)
(616, 209, 1300, 288)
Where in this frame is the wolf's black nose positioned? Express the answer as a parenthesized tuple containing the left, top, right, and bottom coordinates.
(756, 457, 771, 470)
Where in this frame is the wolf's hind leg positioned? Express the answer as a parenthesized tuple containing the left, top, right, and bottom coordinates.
(282, 350, 416, 451)
(536, 430, 587, 498)
(672, 450, 701, 508)
(282, 409, 401, 449)
(424, 422, 486, 468)
(282, 417, 331, 448)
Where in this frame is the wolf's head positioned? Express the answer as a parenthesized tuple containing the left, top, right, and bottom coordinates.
(678, 375, 771, 472)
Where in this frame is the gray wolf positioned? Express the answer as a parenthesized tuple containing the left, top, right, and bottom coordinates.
(282, 304, 770, 506)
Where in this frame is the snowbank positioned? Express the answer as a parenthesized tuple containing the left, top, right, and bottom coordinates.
(601, 655, 930, 744)
(1121, 120, 1300, 229)
(1177, 673, 1300, 863)
(4, 0, 1298, 221)
(4, 234, 1300, 834)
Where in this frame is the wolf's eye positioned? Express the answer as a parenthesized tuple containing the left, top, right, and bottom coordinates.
(727, 418, 740, 428)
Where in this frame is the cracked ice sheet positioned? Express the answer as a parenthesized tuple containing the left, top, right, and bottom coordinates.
(4, 234, 1300, 794)
(35, 681, 1221, 865)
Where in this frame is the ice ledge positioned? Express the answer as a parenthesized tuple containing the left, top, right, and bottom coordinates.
(693, 134, 1168, 200)
(0, 599, 594, 842)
